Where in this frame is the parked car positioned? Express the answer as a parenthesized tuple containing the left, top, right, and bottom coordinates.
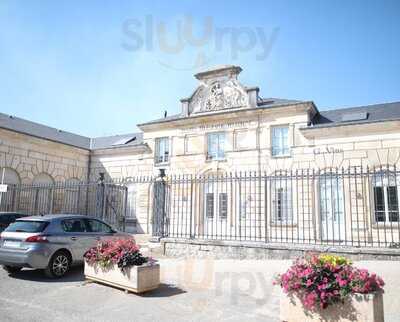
(0, 214, 132, 278)
(0, 212, 28, 232)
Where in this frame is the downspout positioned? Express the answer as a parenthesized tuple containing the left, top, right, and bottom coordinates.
(257, 113, 261, 174)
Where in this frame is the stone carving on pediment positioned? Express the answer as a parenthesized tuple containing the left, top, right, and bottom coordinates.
(190, 79, 248, 114)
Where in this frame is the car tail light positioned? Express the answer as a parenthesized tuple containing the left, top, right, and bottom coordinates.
(25, 235, 49, 243)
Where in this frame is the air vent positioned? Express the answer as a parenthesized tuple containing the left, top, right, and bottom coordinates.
(341, 112, 368, 122)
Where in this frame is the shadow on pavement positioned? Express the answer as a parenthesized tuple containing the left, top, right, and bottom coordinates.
(8, 266, 85, 283)
(139, 283, 187, 298)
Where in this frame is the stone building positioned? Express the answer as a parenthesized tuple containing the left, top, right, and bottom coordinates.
(1, 65, 400, 246)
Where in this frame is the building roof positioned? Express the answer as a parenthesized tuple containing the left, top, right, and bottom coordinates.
(90, 133, 144, 150)
(2, 100, 399, 150)
(0, 112, 146, 150)
(138, 97, 306, 127)
(0, 112, 91, 149)
(311, 101, 400, 128)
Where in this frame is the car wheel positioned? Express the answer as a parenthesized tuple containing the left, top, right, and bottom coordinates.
(3, 265, 22, 274)
(45, 250, 71, 278)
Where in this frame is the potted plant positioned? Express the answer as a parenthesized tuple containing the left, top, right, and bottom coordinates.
(84, 238, 159, 293)
(275, 253, 384, 322)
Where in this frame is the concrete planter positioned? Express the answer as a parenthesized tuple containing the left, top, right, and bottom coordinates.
(84, 262, 160, 294)
(280, 291, 384, 322)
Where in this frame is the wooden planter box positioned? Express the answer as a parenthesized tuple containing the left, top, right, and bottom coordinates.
(280, 291, 384, 322)
(84, 262, 160, 294)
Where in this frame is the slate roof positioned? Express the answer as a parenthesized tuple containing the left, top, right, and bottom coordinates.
(90, 133, 144, 150)
(0, 112, 146, 150)
(0, 112, 91, 149)
(138, 97, 305, 126)
(2, 101, 399, 150)
(311, 101, 400, 128)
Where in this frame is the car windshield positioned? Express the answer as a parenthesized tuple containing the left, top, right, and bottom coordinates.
(5, 220, 49, 233)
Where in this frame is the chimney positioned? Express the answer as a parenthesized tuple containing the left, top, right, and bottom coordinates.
(180, 98, 190, 117)
(246, 86, 259, 108)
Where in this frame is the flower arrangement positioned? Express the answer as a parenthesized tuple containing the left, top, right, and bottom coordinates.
(275, 253, 384, 310)
(84, 238, 153, 272)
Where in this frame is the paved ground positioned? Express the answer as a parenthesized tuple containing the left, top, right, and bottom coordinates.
(0, 259, 399, 322)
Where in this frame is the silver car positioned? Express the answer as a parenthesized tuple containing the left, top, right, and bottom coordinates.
(0, 214, 131, 278)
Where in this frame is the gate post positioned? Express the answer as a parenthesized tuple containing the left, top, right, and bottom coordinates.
(152, 169, 166, 238)
(97, 172, 106, 220)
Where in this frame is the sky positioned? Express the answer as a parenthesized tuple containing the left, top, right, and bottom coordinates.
(0, 0, 399, 138)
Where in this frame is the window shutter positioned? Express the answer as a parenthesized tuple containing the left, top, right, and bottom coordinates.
(206, 193, 214, 218)
(219, 193, 228, 219)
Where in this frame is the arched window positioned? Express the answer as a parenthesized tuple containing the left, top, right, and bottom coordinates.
(0, 167, 20, 185)
(0, 168, 20, 211)
(63, 178, 80, 213)
(372, 171, 399, 223)
(32, 173, 54, 214)
(33, 173, 54, 185)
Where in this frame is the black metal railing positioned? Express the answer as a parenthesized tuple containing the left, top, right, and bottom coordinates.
(1, 165, 400, 248)
(160, 165, 400, 248)
(0, 180, 128, 231)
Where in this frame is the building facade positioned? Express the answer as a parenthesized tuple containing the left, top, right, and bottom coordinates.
(1, 65, 400, 246)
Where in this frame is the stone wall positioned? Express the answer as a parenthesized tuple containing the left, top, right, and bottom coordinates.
(0, 128, 89, 184)
(162, 238, 400, 261)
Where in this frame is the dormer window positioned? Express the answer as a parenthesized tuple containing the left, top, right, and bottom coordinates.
(155, 137, 169, 164)
(207, 132, 225, 161)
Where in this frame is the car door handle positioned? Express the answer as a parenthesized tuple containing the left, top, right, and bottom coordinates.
(71, 237, 77, 241)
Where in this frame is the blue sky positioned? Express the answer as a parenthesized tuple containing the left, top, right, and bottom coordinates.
(0, 0, 399, 137)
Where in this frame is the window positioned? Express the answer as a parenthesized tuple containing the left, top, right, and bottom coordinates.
(372, 173, 399, 223)
(61, 219, 86, 233)
(0, 167, 20, 185)
(155, 137, 169, 164)
(271, 126, 289, 156)
(206, 193, 214, 218)
(205, 192, 228, 219)
(5, 220, 49, 233)
(271, 177, 293, 222)
(219, 193, 228, 219)
(207, 132, 225, 160)
(85, 219, 114, 233)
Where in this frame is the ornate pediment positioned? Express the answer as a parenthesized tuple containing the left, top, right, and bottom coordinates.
(190, 79, 248, 113)
(186, 65, 250, 115)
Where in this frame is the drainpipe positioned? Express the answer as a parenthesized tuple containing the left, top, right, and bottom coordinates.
(257, 113, 262, 174)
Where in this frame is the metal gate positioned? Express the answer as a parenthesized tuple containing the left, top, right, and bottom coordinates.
(0, 180, 128, 231)
(152, 179, 169, 237)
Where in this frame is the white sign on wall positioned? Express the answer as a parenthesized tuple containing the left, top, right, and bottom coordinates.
(0, 184, 8, 192)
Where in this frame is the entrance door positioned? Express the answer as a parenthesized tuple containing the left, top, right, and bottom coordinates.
(203, 178, 228, 238)
(319, 175, 345, 241)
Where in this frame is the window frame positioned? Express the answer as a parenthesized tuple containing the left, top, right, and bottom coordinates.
(271, 126, 290, 157)
(371, 172, 400, 224)
(84, 218, 115, 233)
(61, 218, 87, 233)
(271, 176, 293, 223)
(154, 137, 170, 165)
(206, 132, 226, 161)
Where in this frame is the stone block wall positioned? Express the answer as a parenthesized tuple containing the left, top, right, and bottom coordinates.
(0, 128, 89, 184)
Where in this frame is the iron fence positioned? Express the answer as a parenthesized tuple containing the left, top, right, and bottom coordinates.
(1, 165, 399, 248)
(158, 165, 400, 248)
(0, 180, 128, 231)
